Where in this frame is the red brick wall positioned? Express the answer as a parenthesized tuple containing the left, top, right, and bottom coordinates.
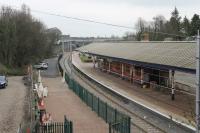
(123, 63, 131, 78)
(133, 67, 141, 81)
(110, 61, 121, 74)
(101, 60, 142, 81)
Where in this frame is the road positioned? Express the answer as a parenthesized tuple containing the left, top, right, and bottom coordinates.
(41, 58, 59, 77)
(0, 76, 27, 133)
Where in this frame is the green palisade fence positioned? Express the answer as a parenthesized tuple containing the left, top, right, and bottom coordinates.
(109, 117, 131, 133)
(64, 115, 73, 133)
(58, 57, 131, 133)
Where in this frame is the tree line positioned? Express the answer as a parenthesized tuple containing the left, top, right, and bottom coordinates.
(124, 7, 200, 41)
(0, 5, 59, 70)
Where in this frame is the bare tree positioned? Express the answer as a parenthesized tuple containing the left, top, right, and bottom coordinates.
(135, 17, 147, 40)
(0, 5, 59, 71)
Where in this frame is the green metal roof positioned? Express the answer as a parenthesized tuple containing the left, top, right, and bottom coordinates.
(77, 41, 196, 73)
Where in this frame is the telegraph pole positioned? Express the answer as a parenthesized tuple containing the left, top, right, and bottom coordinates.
(196, 30, 200, 133)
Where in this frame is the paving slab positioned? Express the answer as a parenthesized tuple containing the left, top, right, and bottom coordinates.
(43, 77, 108, 133)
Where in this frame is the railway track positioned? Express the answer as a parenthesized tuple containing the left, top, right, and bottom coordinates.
(61, 55, 166, 133)
(72, 65, 165, 133)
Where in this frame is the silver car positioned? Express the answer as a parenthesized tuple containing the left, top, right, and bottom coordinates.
(34, 62, 48, 70)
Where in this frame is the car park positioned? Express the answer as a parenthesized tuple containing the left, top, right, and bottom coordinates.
(0, 75, 8, 89)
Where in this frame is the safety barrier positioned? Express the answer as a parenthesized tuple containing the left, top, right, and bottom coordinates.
(58, 56, 131, 133)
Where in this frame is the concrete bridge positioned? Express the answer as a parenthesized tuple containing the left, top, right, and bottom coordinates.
(58, 37, 94, 52)
(57, 35, 124, 52)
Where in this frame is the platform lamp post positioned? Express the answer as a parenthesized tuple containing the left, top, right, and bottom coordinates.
(196, 30, 200, 133)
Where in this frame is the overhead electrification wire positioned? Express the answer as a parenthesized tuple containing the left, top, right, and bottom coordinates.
(31, 9, 135, 30)
(27, 9, 188, 38)
(0, 3, 186, 37)
(0, 3, 134, 29)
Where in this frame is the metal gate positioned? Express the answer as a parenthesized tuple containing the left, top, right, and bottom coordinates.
(34, 116, 73, 133)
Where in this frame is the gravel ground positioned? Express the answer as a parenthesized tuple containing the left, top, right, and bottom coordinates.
(0, 76, 27, 133)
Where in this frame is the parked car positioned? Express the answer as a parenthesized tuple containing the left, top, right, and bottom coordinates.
(34, 62, 48, 70)
(0, 75, 8, 89)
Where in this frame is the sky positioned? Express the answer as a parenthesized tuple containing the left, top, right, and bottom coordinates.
(0, 0, 200, 37)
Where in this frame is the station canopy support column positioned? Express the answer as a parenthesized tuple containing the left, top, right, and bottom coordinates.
(121, 63, 124, 78)
(130, 65, 133, 83)
(92, 56, 96, 68)
(169, 70, 175, 101)
(141, 68, 144, 85)
(108, 59, 111, 73)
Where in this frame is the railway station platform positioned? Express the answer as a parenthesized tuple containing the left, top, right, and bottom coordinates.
(72, 51, 195, 128)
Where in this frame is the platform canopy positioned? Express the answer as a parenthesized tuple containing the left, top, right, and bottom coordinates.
(77, 41, 196, 73)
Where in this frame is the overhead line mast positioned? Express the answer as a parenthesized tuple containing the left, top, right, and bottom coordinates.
(196, 30, 200, 133)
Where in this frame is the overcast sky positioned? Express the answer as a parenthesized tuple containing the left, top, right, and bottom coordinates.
(0, 0, 200, 37)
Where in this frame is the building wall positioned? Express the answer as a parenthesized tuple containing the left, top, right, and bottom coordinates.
(97, 58, 170, 88)
(93, 55, 196, 94)
(110, 61, 122, 75)
(123, 63, 131, 79)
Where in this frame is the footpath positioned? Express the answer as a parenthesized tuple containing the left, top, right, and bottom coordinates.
(42, 71, 108, 132)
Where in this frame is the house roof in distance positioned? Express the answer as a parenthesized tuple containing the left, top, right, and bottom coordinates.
(77, 41, 196, 73)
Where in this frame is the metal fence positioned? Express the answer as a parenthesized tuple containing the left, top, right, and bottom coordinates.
(34, 116, 73, 133)
(58, 58, 131, 133)
(109, 117, 131, 133)
(35, 122, 65, 133)
(64, 115, 73, 133)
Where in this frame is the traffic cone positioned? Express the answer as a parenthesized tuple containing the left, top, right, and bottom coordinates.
(41, 99, 44, 106)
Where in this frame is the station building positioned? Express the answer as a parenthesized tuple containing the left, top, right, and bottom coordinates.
(77, 41, 196, 95)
